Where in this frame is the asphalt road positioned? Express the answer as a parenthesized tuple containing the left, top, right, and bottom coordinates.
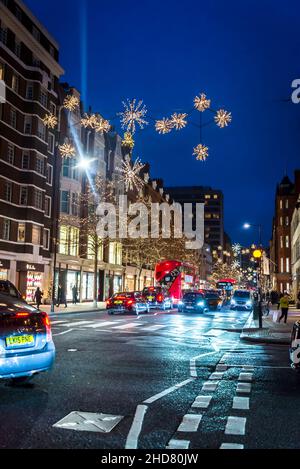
(0, 305, 298, 449)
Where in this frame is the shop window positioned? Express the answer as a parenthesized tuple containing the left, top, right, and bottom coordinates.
(32, 225, 41, 245)
(17, 223, 25, 242)
(2, 218, 10, 240)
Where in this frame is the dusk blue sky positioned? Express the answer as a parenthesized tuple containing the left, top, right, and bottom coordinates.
(25, 0, 300, 246)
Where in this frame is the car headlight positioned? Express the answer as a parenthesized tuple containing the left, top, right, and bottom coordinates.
(246, 300, 252, 306)
(197, 301, 205, 306)
(178, 300, 183, 306)
(231, 299, 236, 305)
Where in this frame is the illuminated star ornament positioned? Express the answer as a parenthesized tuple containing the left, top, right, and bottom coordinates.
(59, 142, 76, 158)
(43, 113, 58, 129)
(194, 93, 211, 112)
(193, 144, 209, 161)
(119, 156, 145, 191)
(155, 118, 173, 134)
(170, 112, 187, 130)
(215, 109, 232, 128)
(80, 114, 111, 133)
(63, 95, 80, 112)
(118, 99, 148, 134)
(122, 132, 135, 149)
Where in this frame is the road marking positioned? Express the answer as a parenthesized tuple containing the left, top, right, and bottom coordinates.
(141, 325, 166, 331)
(166, 439, 190, 449)
(192, 395, 212, 409)
(225, 416, 246, 435)
(53, 329, 74, 336)
(51, 320, 68, 325)
(190, 350, 219, 377)
(202, 381, 219, 392)
(236, 383, 252, 394)
(220, 443, 244, 449)
(178, 414, 202, 432)
(209, 372, 224, 380)
(83, 321, 116, 328)
(112, 322, 142, 330)
(60, 321, 93, 327)
(125, 405, 148, 449)
(238, 372, 253, 382)
(232, 396, 250, 410)
(242, 365, 255, 371)
(204, 329, 224, 337)
(216, 364, 228, 371)
(143, 378, 194, 404)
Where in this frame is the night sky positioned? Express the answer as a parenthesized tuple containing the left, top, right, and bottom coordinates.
(25, 0, 300, 246)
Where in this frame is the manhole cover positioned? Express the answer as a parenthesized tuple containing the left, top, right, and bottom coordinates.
(53, 411, 123, 433)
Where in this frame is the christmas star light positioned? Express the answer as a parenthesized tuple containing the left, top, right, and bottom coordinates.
(170, 112, 187, 130)
(193, 144, 209, 161)
(80, 114, 111, 133)
(155, 118, 173, 134)
(43, 113, 58, 129)
(215, 109, 232, 128)
(119, 156, 145, 191)
(118, 99, 148, 134)
(63, 95, 80, 112)
(194, 93, 211, 112)
(59, 143, 76, 158)
(122, 132, 135, 149)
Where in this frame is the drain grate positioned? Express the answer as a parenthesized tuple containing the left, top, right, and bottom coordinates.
(53, 411, 123, 433)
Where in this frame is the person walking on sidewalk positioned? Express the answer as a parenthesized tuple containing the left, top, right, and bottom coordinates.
(72, 284, 78, 305)
(33, 287, 43, 310)
(279, 292, 290, 323)
(56, 284, 67, 308)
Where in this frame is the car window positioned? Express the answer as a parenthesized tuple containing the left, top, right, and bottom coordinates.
(0, 281, 20, 298)
(183, 293, 203, 300)
(113, 292, 132, 298)
(233, 291, 250, 298)
(205, 292, 219, 299)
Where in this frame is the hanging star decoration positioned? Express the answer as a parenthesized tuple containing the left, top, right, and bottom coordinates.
(118, 99, 148, 134)
(194, 93, 211, 112)
(155, 118, 173, 134)
(43, 113, 58, 129)
(232, 243, 242, 255)
(80, 114, 110, 133)
(63, 95, 80, 112)
(170, 112, 188, 130)
(59, 142, 76, 158)
(215, 109, 232, 128)
(193, 144, 209, 161)
(122, 132, 135, 149)
(119, 156, 145, 191)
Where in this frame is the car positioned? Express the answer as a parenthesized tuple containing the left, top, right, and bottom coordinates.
(0, 280, 55, 385)
(106, 292, 150, 315)
(230, 289, 253, 311)
(203, 290, 223, 311)
(142, 286, 173, 310)
(178, 292, 208, 313)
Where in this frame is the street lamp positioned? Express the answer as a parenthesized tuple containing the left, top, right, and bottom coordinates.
(243, 222, 262, 247)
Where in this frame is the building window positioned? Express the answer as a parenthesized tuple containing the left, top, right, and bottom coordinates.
(285, 216, 289, 226)
(58, 225, 79, 256)
(71, 193, 79, 216)
(0, 25, 8, 46)
(59, 225, 68, 255)
(43, 228, 50, 250)
(24, 116, 32, 134)
(22, 151, 30, 169)
(286, 200, 289, 209)
(17, 223, 25, 242)
(45, 196, 51, 217)
(49, 102, 56, 115)
(280, 236, 283, 249)
(39, 89, 48, 108)
(205, 195, 211, 199)
(15, 6, 22, 21)
(3, 181, 12, 202)
(34, 189, 43, 210)
(32, 225, 41, 245)
(14, 40, 21, 58)
(87, 236, 103, 261)
(32, 26, 40, 42)
(213, 195, 218, 199)
(46, 164, 53, 185)
(69, 226, 79, 256)
(7, 143, 14, 164)
(109, 242, 122, 265)
(26, 83, 34, 99)
(2, 218, 10, 240)
(286, 258, 290, 273)
(60, 191, 69, 213)
(0, 61, 4, 80)
(37, 120, 46, 140)
(280, 258, 284, 273)
(47, 133, 55, 154)
(280, 200, 283, 209)
(280, 217, 283, 226)
(286, 236, 289, 248)
(20, 186, 28, 205)
(35, 155, 44, 175)
(32, 55, 40, 67)
(11, 74, 19, 93)
(49, 45, 55, 57)
(10, 108, 17, 128)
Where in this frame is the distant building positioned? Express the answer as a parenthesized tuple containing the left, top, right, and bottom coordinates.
(291, 196, 300, 299)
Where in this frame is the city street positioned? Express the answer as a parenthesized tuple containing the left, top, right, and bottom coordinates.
(0, 305, 297, 450)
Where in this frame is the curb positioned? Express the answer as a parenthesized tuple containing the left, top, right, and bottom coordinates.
(48, 308, 106, 317)
(240, 311, 291, 344)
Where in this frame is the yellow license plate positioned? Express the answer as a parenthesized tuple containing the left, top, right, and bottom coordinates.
(114, 300, 123, 304)
(148, 296, 154, 300)
(6, 335, 34, 347)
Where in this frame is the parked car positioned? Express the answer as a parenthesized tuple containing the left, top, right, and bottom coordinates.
(142, 286, 173, 310)
(106, 292, 150, 315)
(0, 280, 55, 385)
(203, 290, 223, 311)
(230, 289, 253, 311)
(178, 292, 208, 313)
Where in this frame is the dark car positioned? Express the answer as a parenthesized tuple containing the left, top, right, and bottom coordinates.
(0, 281, 55, 385)
(204, 290, 223, 311)
(106, 292, 150, 315)
(178, 292, 208, 313)
(142, 286, 173, 310)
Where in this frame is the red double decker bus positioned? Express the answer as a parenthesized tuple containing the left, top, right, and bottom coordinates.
(154, 260, 197, 305)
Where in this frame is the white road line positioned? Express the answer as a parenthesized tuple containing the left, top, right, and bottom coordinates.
(60, 320, 93, 327)
(166, 439, 190, 449)
(220, 443, 244, 449)
(83, 321, 116, 328)
(112, 322, 142, 330)
(190, 351, 219, 377)
(225, 416, 246, 435)
(141, 325, 166, 331)
(232, 396, 250, 410)
(177, 414, 202, 432)
(242, 365, 255, 371)
(125, 405, 148, 449)
(53, 329, 74, 336)
(192, 395, 212, 409)
(203, 329, 224, 337)
(209, 372, 224, 380)
(238, 372, 253, 382)
(216, 364, 228, 371)
(51, 320, 68, 325)
(143, 378, 194, 404)
(202, 381, 219, 392)
(236, 383, 252, 394)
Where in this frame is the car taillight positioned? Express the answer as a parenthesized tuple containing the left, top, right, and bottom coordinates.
(16, 312, 30, 318)
(41, 312, 52, 342)
(126, 299, 134, 306)
(157, 294, 163, 302)
(106, 299, 111, 306)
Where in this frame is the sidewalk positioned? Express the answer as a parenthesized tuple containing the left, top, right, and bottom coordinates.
(41, 301, 107, 316)
(240, 306, 300, 344)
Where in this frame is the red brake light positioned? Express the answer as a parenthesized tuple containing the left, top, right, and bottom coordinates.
(157, 294, 163, 302)
(106, 299, 111, 305)
(41, 312, 52, 342)
(16, 312, 30, 317)
(126, 299, 134, 305)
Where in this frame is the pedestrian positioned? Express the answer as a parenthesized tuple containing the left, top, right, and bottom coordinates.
(278, 292, 289, 323)
(72, 284, 78, 305)
(33, 286, 43, 310)
(270, 290, 278, 305)
(277, 291, 283, 310)
(56, 284, 67, 308)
